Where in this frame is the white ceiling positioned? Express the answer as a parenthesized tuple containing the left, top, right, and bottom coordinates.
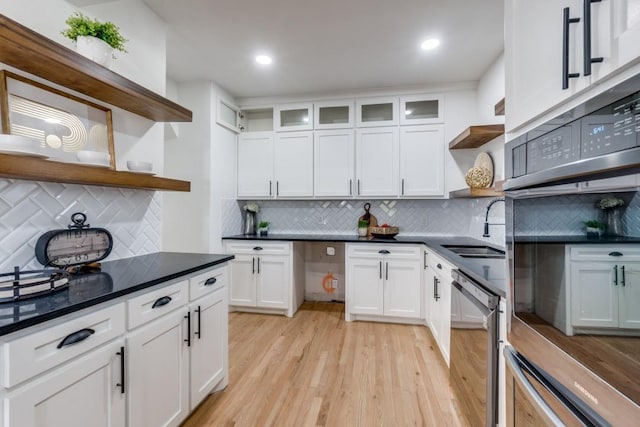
(143, 0, 504, 99)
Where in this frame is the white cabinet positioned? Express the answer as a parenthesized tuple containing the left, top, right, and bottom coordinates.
(189, 286, 227, 409)
(399, 94, 444, 125)
(426, 251, 454, 365)
(399, 125, 444, 197)
(506, 0, 640, 131)
(237, 132, 274, 198)
(356, 97, 399, 127)
(355, 127, 399, 197)
(274, 131, 314, 197)
(314, 129, 355, 197)
(567, 245, 640, 332)
(314, 100, 354, 129)
(346, 244, 422, 322)
(505, 0, 589, 131)
(224, 241, 304, 317)
(274, 103, 313, 132)
(217, 97, 243, 133)
(127, 308, 190, 427)
(4, 339, 125, 427)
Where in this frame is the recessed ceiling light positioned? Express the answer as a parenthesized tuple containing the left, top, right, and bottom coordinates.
(421, 38, 440, 50)
(255, 55, 273, 65)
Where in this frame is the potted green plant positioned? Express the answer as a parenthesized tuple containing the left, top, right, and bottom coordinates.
(62, 12, 128, 67)
(584, 220, 605, 238)
(357, 219, 369, 237)
(258, 221, 269, 236)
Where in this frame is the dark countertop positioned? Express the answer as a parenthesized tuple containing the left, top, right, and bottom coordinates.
(514, 235, 640, 244)
(223, 234, 508, 298)
(0, 252, 234, 336)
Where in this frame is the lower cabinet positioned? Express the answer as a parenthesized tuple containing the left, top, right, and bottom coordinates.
(567, 245, 640, 333)
(224, 240, 305, 317)
(426, 251, 454, 366)
(4, 339, 126, 427)
(0, 264, 230, 427)
(345, 243, 422, 322)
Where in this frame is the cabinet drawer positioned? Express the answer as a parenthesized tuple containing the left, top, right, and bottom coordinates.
(189, 265, 227, 302)
(569, 245, 640, 262)
(429, 251, 455, 278)
(127, 280, 188, 330)
(2, 302, 125, 388)
(347, 243, 421, 260)
(225, 241, 290, 255)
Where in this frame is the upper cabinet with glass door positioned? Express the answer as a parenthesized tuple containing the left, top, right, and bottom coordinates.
(216, 97, 243, 133)
(356, 97, 399, 127)
(400, 94, 444, 125)
(274, 103, 313, 132)
(314, 100, 354, 129)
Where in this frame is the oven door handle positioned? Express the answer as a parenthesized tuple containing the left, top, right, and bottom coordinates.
(504, 347, 565, 426)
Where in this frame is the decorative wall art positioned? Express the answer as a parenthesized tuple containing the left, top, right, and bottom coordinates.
(0, 70, 115, 168)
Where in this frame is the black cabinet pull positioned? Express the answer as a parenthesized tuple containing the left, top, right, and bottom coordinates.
(252, 257, 256, 274)
(349, 179, 352, 196)
(378, 249, 390, 254)
(562, 7, 581, 89)
(151, 296, 172, 309)
(116, 346, 125, 394)
(379, 261, 382, 279)
(437, 263, 442, 270)
(583, 0, 603, 76)
(184, 312, 191, 347)
(253, 246, 263, 251)
(424, 251, 427, 270)
(269, 180, 272, 196)
(385, 262, 389, 281)
(57, 328, 95, 349)
(257, 257, 261, 274)
(609, 251, 623, 257)
(357, 179, 361, 195)
(195, 306, 202, 339)
(433, 277, 440, 301)
(614, 265, 618, 286)
(204, 277, 217, 286)
(621, 265, 626, 287)
(276, 181, 279, 196)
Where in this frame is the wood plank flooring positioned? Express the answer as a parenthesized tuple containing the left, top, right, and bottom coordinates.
(182, 302, 466, 427)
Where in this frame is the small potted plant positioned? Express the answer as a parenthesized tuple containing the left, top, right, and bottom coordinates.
(61, 12, 128, 67)
(357, 220, 369, 237)
(258, 221, 269, 236)
(584, 220, 604, 238)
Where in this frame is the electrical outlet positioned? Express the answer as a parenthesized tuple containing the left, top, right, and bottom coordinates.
(326, 246, 335, 256)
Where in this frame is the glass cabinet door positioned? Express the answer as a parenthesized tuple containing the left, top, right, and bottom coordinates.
(356, 97, 399, 127)
(216, 97, 242, 133)
(400, 94, 444, 125)
(274, 103, 313, 131)
(314, 100, 354, 129)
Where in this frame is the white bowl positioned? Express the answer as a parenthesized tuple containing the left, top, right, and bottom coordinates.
(76, 150, 111, 164)
(127, 161, 153, 173)
(0, 134, 40, 152)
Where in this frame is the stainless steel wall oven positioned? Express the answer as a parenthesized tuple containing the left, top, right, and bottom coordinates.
(505, 73, 640, 425)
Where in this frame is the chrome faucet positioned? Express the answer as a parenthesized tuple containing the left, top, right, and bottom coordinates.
(483, 198, 505, 237)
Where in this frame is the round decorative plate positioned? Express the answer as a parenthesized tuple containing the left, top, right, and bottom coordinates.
(473, 152, 494, 184)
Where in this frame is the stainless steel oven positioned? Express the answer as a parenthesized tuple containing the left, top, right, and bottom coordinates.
(505, 72, 640, 425)
(450, 269, 499, 427)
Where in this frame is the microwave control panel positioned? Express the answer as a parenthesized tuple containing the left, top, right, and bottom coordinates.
(526, 123, 580, 174)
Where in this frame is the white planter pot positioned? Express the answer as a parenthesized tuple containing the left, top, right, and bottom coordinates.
(76, 36, 113, 68)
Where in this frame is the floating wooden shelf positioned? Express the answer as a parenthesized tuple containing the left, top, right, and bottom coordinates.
(0, 154, 190, 192)
(0, 14, 192, 122)
(494, 98, 505, 116)
(449, 180, 505, 198)
(448, 124, 505, 149)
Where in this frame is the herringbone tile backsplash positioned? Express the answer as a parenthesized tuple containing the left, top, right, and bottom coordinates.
(224, 198, 506, 246)
(0, 179, 161, 272)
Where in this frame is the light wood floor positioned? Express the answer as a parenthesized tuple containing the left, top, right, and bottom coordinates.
(182, 302, 466, 427)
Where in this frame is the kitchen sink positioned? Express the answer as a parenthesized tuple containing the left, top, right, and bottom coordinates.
(442, 245, 506, 259)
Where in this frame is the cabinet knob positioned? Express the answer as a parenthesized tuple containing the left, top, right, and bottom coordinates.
(437, 263, 442, 270)
(378, 249, 390, 254)
(609, 251, 623, 257)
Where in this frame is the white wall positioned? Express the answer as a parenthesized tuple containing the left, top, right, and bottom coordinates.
(477, 53, 505, 125)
